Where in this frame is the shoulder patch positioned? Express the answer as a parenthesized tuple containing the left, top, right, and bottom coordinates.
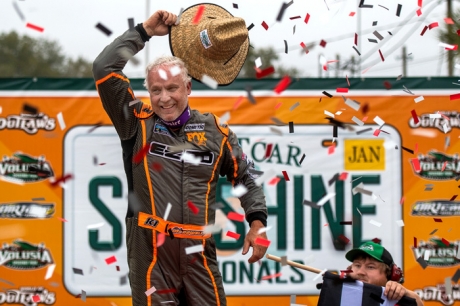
(213, 114, 229, 136)
(134, 103, 154, 119)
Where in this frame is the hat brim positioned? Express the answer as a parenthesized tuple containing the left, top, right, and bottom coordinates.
(345, 249, 384, 264)
(169, 3, 249, 86)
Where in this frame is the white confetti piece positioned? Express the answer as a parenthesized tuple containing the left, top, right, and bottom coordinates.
(128, 99, 141, 106)
(181, 151, 201, 165)
(255, 57, 262, 68)
(57, 112, 66, 130)
(185, 244, 204, 255)
(345, 99, 360, 111)
(87, 222, 104, 230)
(158, 69, 168, 80)
(0, 106, 2, 114)
(317, 193, 336, 206)
(352, 116, 364, 126)
(27, 205, 49, 218)
(290, 102, 300, 111)
(219, 112, 230, 126)
(81, 290, 86, 302)
(170, 65, 181, 77)
(201, 74, 218, 89)
(324, 110, 334, 118)
(45, 264, 56, 280)
(313, 268, 327, 281)
(414, 96, 424, 103)
(352, 182, 364, 195)
(369, 219, 382, 227)
(439, 42, 456, 49)
(145, 286, 156, 296)
(429, 113, 442, 119)
(443, 123, 449, 133)
(335, 111, 343, 116)
(424, 249, 430, 260)
(231, 184, 248, 197)
(373, 116, 385, 127)
(203, 223, 222, 234)
(257, 225, 273, 234)
(255, 168, 276, 186)
(445, 277, 453, 295)
(163, 203, 172, 221)
(395, 220, 404, 227)
(270, 126, 283, 136)
(356, 208, 362, 216)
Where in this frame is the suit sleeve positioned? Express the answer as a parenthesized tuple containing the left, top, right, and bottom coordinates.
(92, 28, 146, 141)
(221, 128, 268, 226)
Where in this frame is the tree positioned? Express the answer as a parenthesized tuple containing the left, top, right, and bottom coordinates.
(0, 31, 93, 77)
(437, 0, 459, 76)
(238, 46, 300, 78)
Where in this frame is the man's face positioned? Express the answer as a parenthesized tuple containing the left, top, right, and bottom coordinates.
(147, 65, 191, 122)
(349, 257, 387, 286)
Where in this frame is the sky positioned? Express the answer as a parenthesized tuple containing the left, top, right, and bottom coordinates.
(1, 0, 459, 79)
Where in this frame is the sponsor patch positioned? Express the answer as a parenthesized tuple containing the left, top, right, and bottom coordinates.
(186, 132, 207, 146)
(411, 200, 460, 216)
(411, 238, 460, 267)
(0, 153, 54, 184)
(199, 29, 212, 49)
(414, 283, 460, 305)
(149, 141, 214, 166)
(184, 123, 205, 132)
(0, 113, 56, 134)
(0, 240, 54, 270)
(153, 123, 171, 137)
(409, 110, 460, 133)
(0, 202, 55, 219)
(0, 286, 56, 305)
(411, 150, 460, 180)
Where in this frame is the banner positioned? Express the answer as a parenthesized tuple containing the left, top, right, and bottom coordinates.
(0, 77, 459, 305)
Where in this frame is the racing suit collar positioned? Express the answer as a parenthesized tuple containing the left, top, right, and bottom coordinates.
(159, 105, 191, 128)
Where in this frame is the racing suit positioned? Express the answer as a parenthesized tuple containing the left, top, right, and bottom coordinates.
(93, 26, 267, 306)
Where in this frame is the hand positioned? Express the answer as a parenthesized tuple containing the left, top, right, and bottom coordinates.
(143, 10, 177, 37)
(242, 220, 268, 263)
(384, 281, 406, 301)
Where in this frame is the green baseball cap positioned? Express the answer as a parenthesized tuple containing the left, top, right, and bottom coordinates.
(345, 241, 394, 267)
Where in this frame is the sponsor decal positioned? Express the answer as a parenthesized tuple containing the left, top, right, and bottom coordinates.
(360, 245, 374, 251)
(186, 132, 207, 146)
(411, 151, 460, 180)
(409, 111, 460, 133)
(0, 113, 56, 135)
(0, 202, 55, 219)
(414, 284, 460, 305)
(0, 240, 54, 270)
(0, 153, 54, 184)
(0, 286, 56, 305)
(344, 139, 385, 171)
(169, 226, 206, 237)
(153, 123, 171, 137)
(144, 217, 159, 228)
(200, 29, 213, 49)
(411, 200, 460, 216)
(184, 123, 205, 132)
(149, 141, 214, 166)
(411, 238, 460, 267)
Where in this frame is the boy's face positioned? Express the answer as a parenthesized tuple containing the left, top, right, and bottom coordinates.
(349, 256, 388, 286)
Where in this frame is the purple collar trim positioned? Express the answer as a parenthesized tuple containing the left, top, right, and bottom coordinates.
(159, 105, 191, 128)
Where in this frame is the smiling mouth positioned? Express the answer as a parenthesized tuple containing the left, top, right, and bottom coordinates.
(161, 105, 174, 109)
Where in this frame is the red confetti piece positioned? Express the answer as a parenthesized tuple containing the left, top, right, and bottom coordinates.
(336, 88, 348, 93)
(416, 9, 422, 16)
(418, 0, 423, 6)
(442, 238, 450, 246)
(99, 163, 106, 166)
(319, 39, 327, 48)
(281, 171, 290, 181)
(300, 42, 309, 54)
(428, 22, 438, 29)
(157, 288, 177, 294)
(446, 45, 458, 51)
(255, 237, 271, 247)
(450, 93, 460, 100)
(378, 49, 385, 61)
(105, 255, 117, 265)
(261, 272, 282, 280)
(346, 75, 350, 86)
(157, 233, 165, 247)
(268, 177, 281, 186)
(265, 143, 273, 159)
(151, 162, 162, 172)
(233, 96, 244, 110)
(261, 21, 269, 30)
(373, 129, 381, 137)
(372, 238, 381, 244)
(304, 13, 310, 24)
(226, 231, 241, 240)
(50, 173, 73, 187)
(354, 33, 358, 46)
(414, 237, 417, 248)
(56, 217, 68, 222)
(187, 201, 199, 214)
(434, 218, 443, 222)
(349, 12, 356, 17)
(133, 143, 150, 163)
(457, 30, 460, 36)
(420, 25, 428, 36)
(256, 66, 275, 79)
(450, 195, 458, 201)
(411, 158, 421, 172)
(442, 161, 448, 171)
(192, 5, 205, 24)
(338, 234, 350, 244)
(274, 102, 282, 109)
(274, 75, 291, 94)
(411, 109, 419, 124)
(339, 172, 348, 180)
(32, 295, 41, 303)
(400, 196, 405, 205)
(26, 23, 44, 32)
(227, 212, 245, 222)
(116, 265, 120, 271)
(383, 81, 392, 89)
(362, 116, 368, 122)
(289, 16, 301, 20)
(444, 17, 454, 24)
(328, 144, 335, 155)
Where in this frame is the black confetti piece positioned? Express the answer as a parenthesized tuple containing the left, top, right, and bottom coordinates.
(396, 4, 402, 17)
(245, 86, 256, 104)
(233, 3, 238, 9)
(373, 31, 384, 40)
(95, 22, 112, 36)
(401, 146, 414, 154)
(289, 121, 294, 133)
(276, 2, 288, 22)
(352, 46, 361, 56)
(248, 168, 264, 177)
(372, 21, 377, 26)
(22, 103, 38, 114)
(359, 0, 373, 8)
(378, 4, 389, 10)
(247, 23, 254, 31)
(303, 200, 320, 209)
(356, 127, 372, 134)
(299, 153, 306, 165)
(284, 40, 288, 54)
(12, 2, 25, 21)
(417, 256, 428, 269)
(429, 229, 438, 235)
(31, 197, 45, 201)
(128, 18, 135, 30)
(72, 268, 84, 275)
(340, 221, 353, 225)
(333, 125, 338, 138)
(210, 202, 225, 210)
(88, 121, 103, 133)
(450, 195, 458, 201)
(168, 228, 175, 239)
(322, 91, 333, 98)
(120, 274, 128, 285)
(328, 173, 339, 186)
(368, 38, 378, 43)
(453, 269, 460, 283)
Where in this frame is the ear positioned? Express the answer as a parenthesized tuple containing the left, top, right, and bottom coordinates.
(186, 81, 192, 95)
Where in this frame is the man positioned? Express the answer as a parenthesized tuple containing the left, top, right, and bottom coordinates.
(345, 241, 424, 306)
(92, 4, 268, 306)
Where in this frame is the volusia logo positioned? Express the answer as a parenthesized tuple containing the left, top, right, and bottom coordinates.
(0, 240, 54, 270)
(412, 200, 460, 216)
(0, 153, 54, 183)
(409, 111, 460, 133)
(412, 238, 460, 267)
(0, 202, 55, 219)
(0, 113, 56, 134)
(411, 151, 460, 180)
(414, 284, 460, 305)
(0, 286, 56, 305)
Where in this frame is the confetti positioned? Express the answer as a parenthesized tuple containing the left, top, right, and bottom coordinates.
(157, 288, 177, 294)
(378, 49, 385, 61)
(261, 21, 269, 30)
(373, 129, 381, 137)
(328, 144, 335, 155)
(256, 66, 275, 79)
(352, 46, 361, 56)
(373, 116, 385, 127)
(396, 220, 404, 227)
(434, 218, 442, 222)
(50, 174, 73, 187)
(372, 21, 378, 26)
(284, 40, 288, 54)
(349, 12, 356, 16)
(428, 22, 438, 29)
(369, 220, 382, 227)
(12, 2, 25, 21)
(255, 237, 271, 247)
(336, 88, 348, 93)
(226, 231, 241, 240)
(450, 93, 460, 100)
(354, 33, 358, 46)
(151, 162, 163, 172)
(201, 74, 218, 89)
(261, 272, 282, 280)
(300, 42, 309, 54)
(442, 238, 450, 246)
(453, 269, 460, 283)
(56, 112, 66, 130)
(56, 217, 68, 222)
(233, 3, 238, 9)
(247, 23, 254, 31)
(87, 222, 104, 230)
(73, 268, 84, 275)
(257, 226, 273, 234)
(340, 221, 352, 225)
(338, 234, 350, 245)
(133, 143, 150, 163)
(420, 26, 428, 36)
(227, 212, 245, 222)
(319, 40, 327, 48)
(429, 229, 438, 235)
(373, 31, 384, 40)
(185, 244, 204, 255)
(45, 264, 56, 280)
(322, 91, 333, 98)
(299, 154, 306, 165)
(145, 286, 157, 296)
(26, 23, 44, 32)
(105, 255, 117, 265)
(95, 22, 112, 36)
(359, 0, 373, 8)
(345, 99, 360, 111)
(416, 9, 422, 16)
(313, 269, 328, 281)
(187, 201, 199, 214)
(270, 126, 283, 136)
(231, 184, 248, 197)
(304, 13, 310, 24)
(32, 197, 45, 201)
(396, 4, 402, 17)
(288, 121, 294, 133)
(324, 110, 335, 118)
(445, 17, 454, 24)
(446, 277, 453, 296)
(276, 2, 288, 22)
(255, 168, 276, 186)
(192, 5, 205, 24)
(274, 75, 291, 94)
(352, 116, 364, 126)
(411, 158, 421, 172)
(450, 195, 457, 201)
(265, 143, 273, 159)
(317, 193, 335, 206)
(282, 171, 290, 181)
(411, 110, 419, 124)
(290, 16, 301, 20)
(417, 256, 428, 269)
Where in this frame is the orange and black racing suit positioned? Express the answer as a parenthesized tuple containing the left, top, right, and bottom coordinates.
(93, 26, 267, 306)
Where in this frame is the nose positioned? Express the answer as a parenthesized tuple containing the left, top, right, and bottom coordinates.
(355, 266, 366, 275)
(159, 89, 169, 102)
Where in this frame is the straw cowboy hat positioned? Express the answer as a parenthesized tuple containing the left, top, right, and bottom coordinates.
(169, 3, 249, 86)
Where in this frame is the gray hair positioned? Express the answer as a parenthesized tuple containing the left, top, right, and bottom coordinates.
(143, 56, 191, 90)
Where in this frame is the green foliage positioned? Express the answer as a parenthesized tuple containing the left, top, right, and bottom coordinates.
(238, 46, 300, 78)
(0, 31, 93, 77)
